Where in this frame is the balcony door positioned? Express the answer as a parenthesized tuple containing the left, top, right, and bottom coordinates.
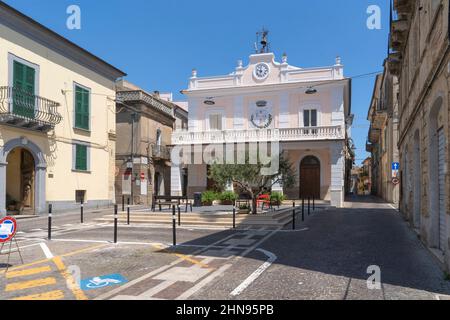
(13, 60, 36, 119)
(300, 156, 321, 199)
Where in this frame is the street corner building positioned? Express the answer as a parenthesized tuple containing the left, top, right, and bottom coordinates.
(388, 1, 450, 269)
(0, 2, 126, 216)
(171, 48, 353, 208)
(114, 80, 188, 206)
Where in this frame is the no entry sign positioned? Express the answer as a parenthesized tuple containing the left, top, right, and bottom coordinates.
(0, 217, 17, 243)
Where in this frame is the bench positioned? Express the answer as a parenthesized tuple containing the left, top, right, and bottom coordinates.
(152, 196, 193, 213)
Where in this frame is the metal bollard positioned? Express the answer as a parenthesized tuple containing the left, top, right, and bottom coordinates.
(308, 197, 311, 216)
(313, 196, 315, 211)
(302, 198, 305, 222)
(172, 205, 177, 247)
(127, 198, 130, 225)
(292, 206, 296, 230)
(233, 206, 236, 229)
(48, 204, 52, 241)
(114, 205, 118, 244)
(122, 195, 125, 212)
(80, 200, 84, 224)
(178, 205, 181, 227)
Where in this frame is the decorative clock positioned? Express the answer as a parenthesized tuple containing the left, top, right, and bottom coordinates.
(254, 63, 270, 80)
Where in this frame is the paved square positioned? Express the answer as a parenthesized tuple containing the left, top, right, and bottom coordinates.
(154, 266, 212, 283)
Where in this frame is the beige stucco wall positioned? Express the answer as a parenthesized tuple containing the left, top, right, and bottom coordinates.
(0, 23, 117, 211)
(194, 90, 335, 131)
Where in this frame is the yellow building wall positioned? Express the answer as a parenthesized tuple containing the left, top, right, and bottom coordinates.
(0, 24, 116, 209)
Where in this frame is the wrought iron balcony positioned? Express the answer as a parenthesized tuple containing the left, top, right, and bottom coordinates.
(151, 144, 171, 160)
(0, 86, 62, 132)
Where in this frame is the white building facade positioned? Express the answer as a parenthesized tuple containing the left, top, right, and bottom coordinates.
(171, 52, 352, 207)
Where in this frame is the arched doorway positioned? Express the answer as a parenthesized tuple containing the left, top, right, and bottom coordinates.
(0, 138, 46, 217)
(428, 95, 446, 251)
(6, 148, 35, 215)
(300, 156, 321, 199)
(412, 131, 421, 229)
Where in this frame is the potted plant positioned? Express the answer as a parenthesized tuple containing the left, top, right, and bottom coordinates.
(270, 192, 286, 207)
(238, 203, 251, 215)
(219, 191, 237, 205)
(201, 191, 217, 206)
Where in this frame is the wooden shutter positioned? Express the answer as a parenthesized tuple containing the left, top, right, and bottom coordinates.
(76, 145, 88, 171)
(75, 86, 89, 130)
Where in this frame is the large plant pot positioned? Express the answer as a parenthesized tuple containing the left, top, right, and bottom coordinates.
(238, 209, 250, 215)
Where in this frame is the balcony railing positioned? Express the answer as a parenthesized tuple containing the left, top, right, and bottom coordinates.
(0, 86, 62, 132)
(151, 144, 171, 160)
(172, 125, 344, 145)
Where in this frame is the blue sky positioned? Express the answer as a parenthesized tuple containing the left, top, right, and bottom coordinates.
(4, 0, 390, 164)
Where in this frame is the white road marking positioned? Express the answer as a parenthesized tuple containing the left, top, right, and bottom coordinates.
(176, 264, 232, 300)
(39, 243, 54, 259)
(230, 249, 277, 297)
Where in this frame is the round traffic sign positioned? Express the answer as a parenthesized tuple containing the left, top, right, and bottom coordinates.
(0, 217, 17, 243)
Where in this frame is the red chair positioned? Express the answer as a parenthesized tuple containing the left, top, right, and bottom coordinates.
(256, 194, 271, 211)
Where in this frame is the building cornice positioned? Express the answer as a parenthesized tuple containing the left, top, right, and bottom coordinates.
(0, 2, 126, 81)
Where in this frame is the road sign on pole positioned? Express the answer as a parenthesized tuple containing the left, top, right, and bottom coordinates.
(0, 217, 17, 243)
(392, 162, 400, 178)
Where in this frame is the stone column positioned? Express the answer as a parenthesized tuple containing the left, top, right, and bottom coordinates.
(330, 143, 345, 208)
(0, 161, 7, 217)
(35, 165, 47, 214)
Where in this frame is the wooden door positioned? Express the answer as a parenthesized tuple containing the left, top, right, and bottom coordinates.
(300, 156, 321, 199)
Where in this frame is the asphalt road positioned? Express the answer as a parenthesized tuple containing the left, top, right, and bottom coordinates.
(1, 196, 450, 300)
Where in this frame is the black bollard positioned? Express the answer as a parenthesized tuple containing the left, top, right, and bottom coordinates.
(80, 199, 84, 224)
(178, 205, 181, 227)
(313, 196, 315, 211)
(122, 195, 125, 212)
(127, 198, 130, 225)
(308, 197, 311, 216)
(233, 206, 236, 229)
(172, 205, 177, 247)
(302, 198, 305, 222)
(114, 205, 118, 244)
(292, 206, 296, 230)
(48, 204, 52, 241)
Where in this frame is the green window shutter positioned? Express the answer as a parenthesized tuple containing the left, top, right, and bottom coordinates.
(13, 61, 35, 118)
(75, 145, 88, 171)
(75, 85, 90, 130)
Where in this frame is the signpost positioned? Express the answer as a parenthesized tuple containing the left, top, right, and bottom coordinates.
(0, 217, 24, 271)
(392, 162, 400, 185)
(392, 162, 400, 178)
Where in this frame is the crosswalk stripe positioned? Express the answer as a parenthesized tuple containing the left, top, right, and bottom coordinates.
(11, 290, 64, 301)
(5, 266, 52, 279)
(5, 277, 57, 292)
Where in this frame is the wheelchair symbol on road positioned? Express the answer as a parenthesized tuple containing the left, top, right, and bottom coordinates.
(80, 274, 127, 291)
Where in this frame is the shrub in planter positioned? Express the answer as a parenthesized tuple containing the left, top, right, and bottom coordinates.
(270, 192, 286, 206)
(238, 203, 251, 214)
(201, 191, 218, 206)
(219, 191, 237, 205)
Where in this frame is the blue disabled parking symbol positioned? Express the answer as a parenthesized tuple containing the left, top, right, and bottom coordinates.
(80, 274, 127, 291)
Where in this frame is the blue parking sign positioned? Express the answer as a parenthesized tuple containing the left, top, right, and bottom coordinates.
(80, 274, 127, 291)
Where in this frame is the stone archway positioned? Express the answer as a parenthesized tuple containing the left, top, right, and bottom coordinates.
(428, 95, 445, 251)
(0, 138, 46, 216)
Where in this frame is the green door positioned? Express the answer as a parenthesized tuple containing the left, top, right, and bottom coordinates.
(13, 60, 35, 119)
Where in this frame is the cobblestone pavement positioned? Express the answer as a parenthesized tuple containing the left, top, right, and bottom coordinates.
(1, 196, 450, 300)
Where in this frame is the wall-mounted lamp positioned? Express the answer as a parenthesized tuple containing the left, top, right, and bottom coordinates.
(204, 97, 216, 105)
(305, 87, 318, 95)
